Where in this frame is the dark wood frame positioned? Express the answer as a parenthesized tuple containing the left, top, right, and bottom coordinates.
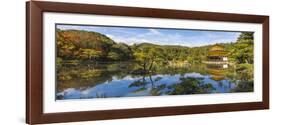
(26, 1, 269, 124)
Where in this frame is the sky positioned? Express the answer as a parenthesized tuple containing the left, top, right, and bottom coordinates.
(56, 24, 241, 47)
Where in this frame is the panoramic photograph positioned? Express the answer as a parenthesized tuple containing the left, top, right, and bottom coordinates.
(55, 24, 254, 100)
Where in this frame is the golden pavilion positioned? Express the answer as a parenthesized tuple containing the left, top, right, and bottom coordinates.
(207, 44, 229, 63)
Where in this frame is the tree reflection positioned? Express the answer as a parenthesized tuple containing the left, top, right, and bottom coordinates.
(128, 75, 166, 96)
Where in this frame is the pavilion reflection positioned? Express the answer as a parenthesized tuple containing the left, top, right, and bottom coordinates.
(206, 64, 229, 81)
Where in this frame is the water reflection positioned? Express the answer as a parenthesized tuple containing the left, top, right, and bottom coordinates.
(56, 62, 252, 100)
(206, 64, 229, 81)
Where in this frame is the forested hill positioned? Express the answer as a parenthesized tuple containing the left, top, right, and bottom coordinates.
(56, 29, 253, 65)
(56, 29, 133, 61)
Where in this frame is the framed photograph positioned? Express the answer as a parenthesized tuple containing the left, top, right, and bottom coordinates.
(26, 1, 269, 124)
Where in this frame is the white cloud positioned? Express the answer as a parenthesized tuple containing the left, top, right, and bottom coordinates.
(148, 29, 161, 35)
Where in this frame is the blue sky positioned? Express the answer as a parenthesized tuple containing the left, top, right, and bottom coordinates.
(57, 24, 241, 47)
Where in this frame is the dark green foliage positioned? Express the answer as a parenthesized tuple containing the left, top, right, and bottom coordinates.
(167, 78, 214, 95)
(225, 32, 254, 64)
(237, 32, 254, 41)
(232, 81, 253, 92)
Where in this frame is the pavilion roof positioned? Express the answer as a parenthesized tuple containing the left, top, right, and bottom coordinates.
(210, 44, 225, 51)
(208, 50, 229, 57)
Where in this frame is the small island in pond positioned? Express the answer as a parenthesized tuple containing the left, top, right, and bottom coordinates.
(55, 24, 254, 100)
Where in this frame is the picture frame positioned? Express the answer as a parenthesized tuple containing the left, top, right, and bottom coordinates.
(26, 1, 269, 124)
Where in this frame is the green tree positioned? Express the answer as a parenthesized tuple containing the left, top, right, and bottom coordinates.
(230, 32, 254, 64)
(79, 48, 102, 61)
(133, 49, 150, 71)
(107, 51, 120, 60)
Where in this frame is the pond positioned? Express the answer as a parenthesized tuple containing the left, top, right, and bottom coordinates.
(56, 61, 253, 100)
